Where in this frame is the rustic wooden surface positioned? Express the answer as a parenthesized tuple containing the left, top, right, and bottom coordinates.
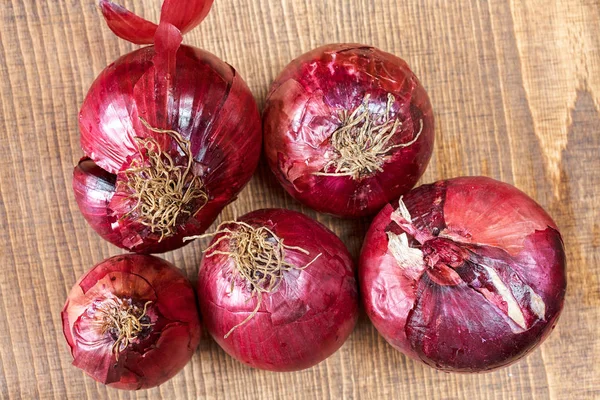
(1, 0, 599, 398)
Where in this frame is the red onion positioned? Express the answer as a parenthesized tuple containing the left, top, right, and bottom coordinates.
(73, 0, 262, 253)
(359, 176, 566, 372)
(263, 44, 434, 217)
(192, 209, 358, 371)
(61, 254, 201, 389)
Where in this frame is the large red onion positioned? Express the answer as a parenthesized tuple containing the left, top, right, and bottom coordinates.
(263, 44, 434, 217)
(61, 254, 201, 389)
(73, 0, 262, 253)
(194, 209, 358, 371)
(360, 176, 566, 372)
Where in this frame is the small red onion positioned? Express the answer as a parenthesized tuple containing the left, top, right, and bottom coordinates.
(74, 0, 261, 253)
(194, 209, 358, 371)
(263, 44, 434, 217)
(61, 254, 201, 389)
(360, 176, 566, 372)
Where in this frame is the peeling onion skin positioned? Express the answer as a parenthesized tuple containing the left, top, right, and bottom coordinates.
(61, 255, 201, 390)
(263, 44, 434, 217)
(74, 37, 261, 254)
(359, 176, 566, 372)
(198, 209, 359, 371)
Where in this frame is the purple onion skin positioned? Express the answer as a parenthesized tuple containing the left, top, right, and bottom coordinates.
(74, 45, 261, 254)
(199, 209, 359, 371)
(359, 176, 566, 372)
(264, 44, 434, 218)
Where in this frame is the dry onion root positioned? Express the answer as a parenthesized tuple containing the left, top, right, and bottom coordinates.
(95, 298, 154, 359)
(121, 118, 208, 242)
(187, 220, 321, 338)
(314, 93, 423, 179)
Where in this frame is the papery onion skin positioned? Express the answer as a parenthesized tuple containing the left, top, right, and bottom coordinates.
(359, 176, 566, 372)
(198, 209, 359, 371)
(263, 44, 434, 217)
(74, 12, 261, 253)
(61, 255, 201, 390)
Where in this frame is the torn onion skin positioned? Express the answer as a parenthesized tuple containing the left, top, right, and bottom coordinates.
(73, 1, 261, 253)
(61, 255, 201, 390)
(263, 44, 434, 217)
(198, 209, 359, 371)
(359, 176, 566, 372)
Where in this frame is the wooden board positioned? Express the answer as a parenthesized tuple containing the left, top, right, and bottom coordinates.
(1, 0, 599, 398)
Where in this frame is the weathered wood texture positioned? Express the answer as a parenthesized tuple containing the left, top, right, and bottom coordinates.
(1, 0, 599, 398)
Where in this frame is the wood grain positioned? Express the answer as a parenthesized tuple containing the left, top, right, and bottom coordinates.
(1, 0, 599, 398)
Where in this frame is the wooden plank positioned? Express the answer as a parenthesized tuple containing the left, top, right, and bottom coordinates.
(0, 0, 598, 398)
